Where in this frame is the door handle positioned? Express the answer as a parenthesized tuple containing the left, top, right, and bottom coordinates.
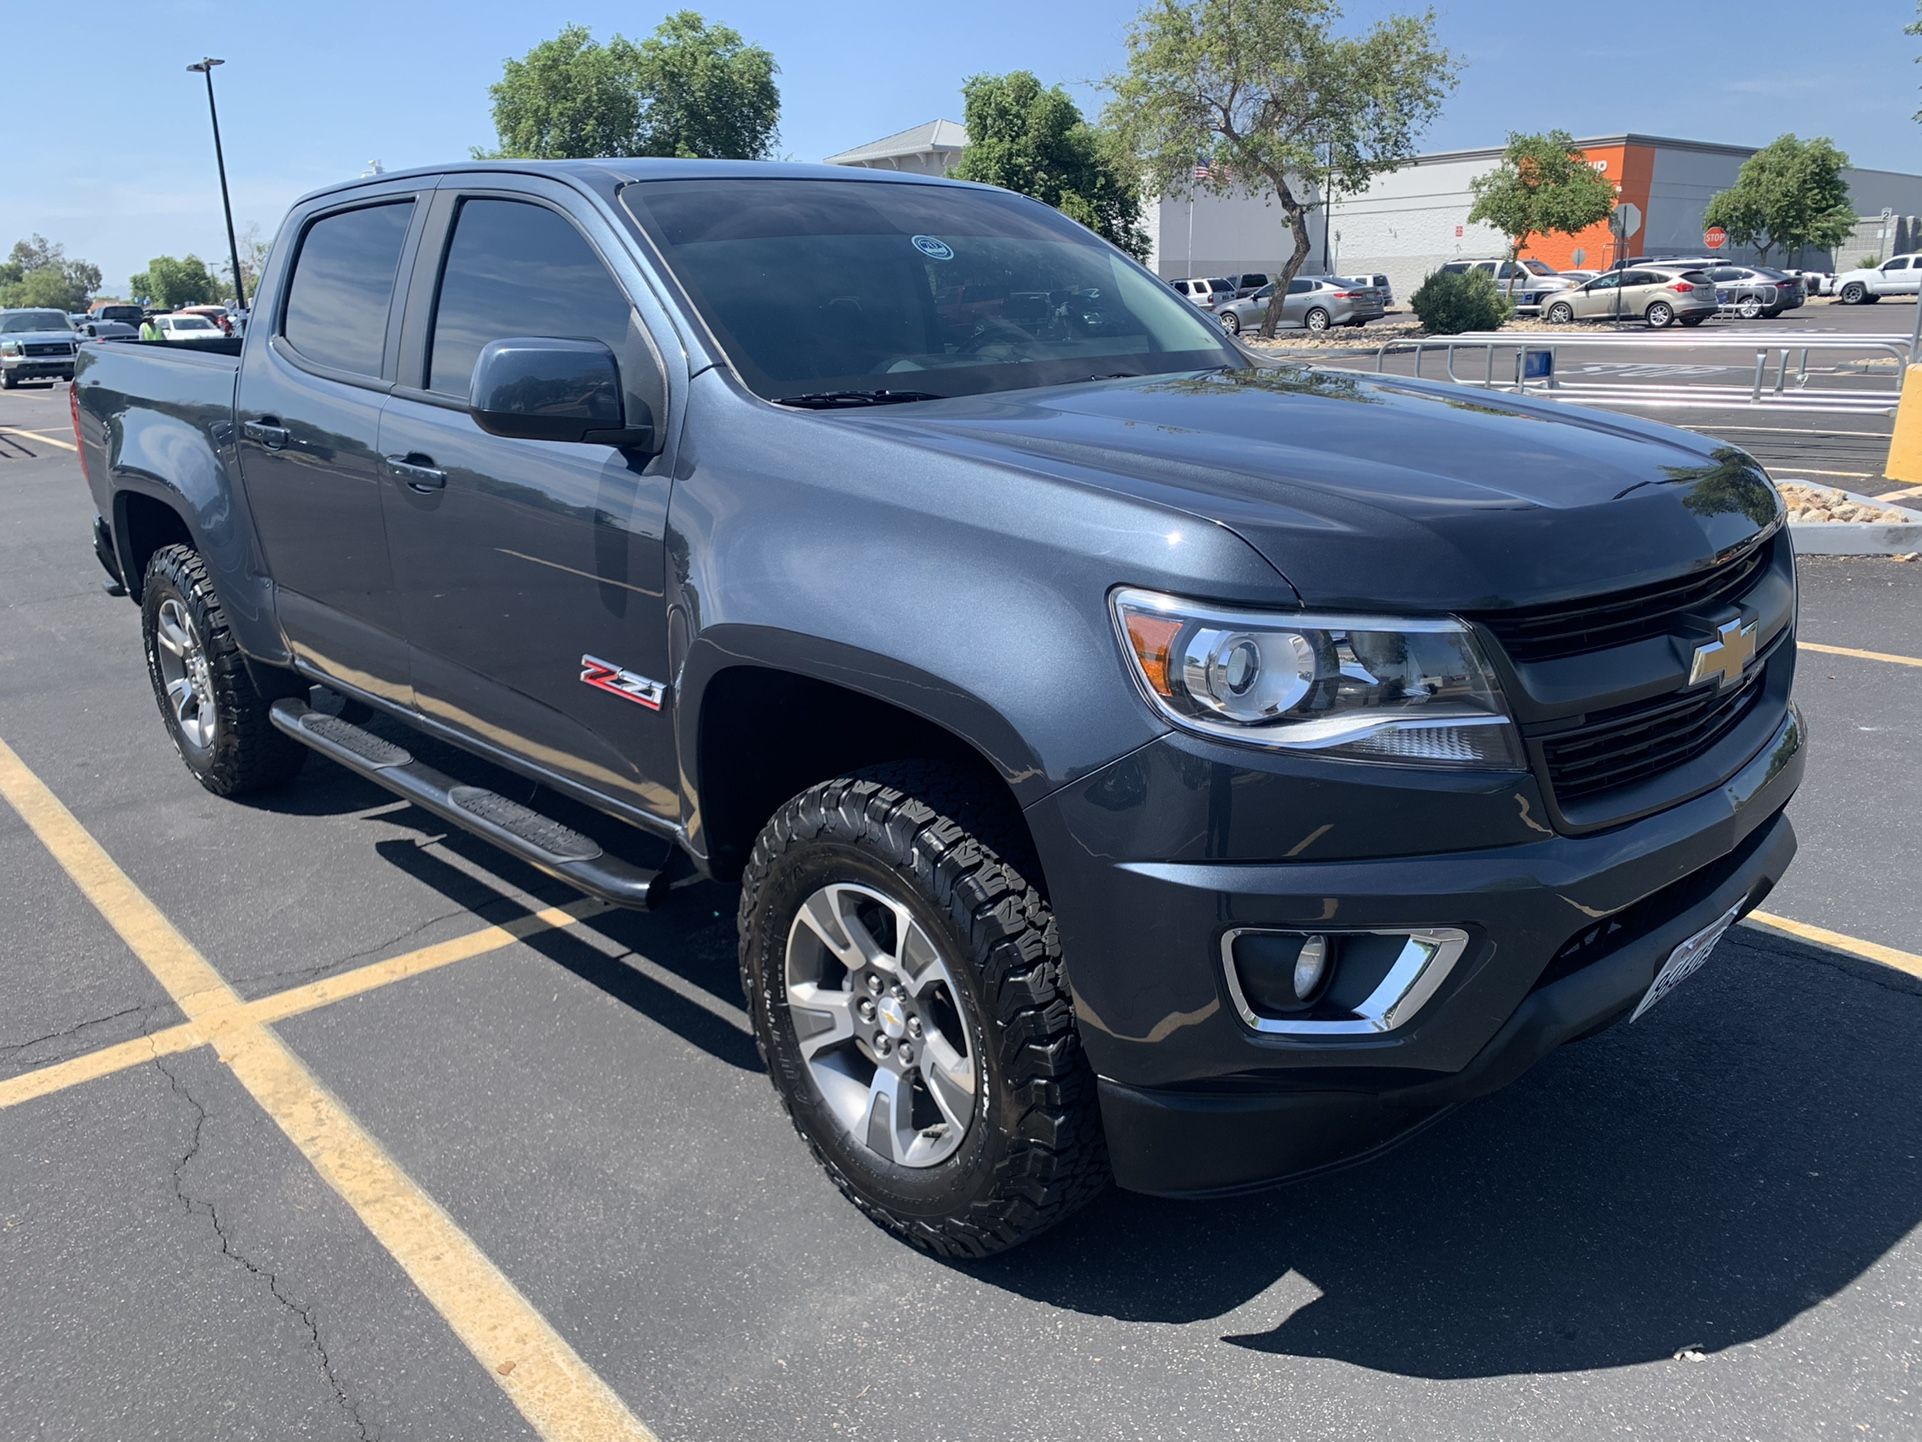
(243, 418, 290, 449)
(385, 454, 447, 492)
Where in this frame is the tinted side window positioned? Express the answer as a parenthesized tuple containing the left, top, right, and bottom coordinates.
(282, 201, 413, 377)
(1288, 278, 1313, 294)
(428, 198, 634, 397)
(1440, 262, 1467, 274)
(1886, 258, 1911, 271)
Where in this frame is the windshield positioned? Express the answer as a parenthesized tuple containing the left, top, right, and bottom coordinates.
(622, 177, 1239, 402)
(0, 311, 74, 334)
(1521, 259, 1556, 275)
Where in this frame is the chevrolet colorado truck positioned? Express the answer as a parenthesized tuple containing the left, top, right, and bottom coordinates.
(72, 161, 1804, 1256)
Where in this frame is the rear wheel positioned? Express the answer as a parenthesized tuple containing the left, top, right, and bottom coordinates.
(1305, 307, 1331, 332)
(739, 763, 1108, 1256)
(1645, 301, 1676, 329)
(141, 544, 306, 796)
(1737, 295, 1763, 319)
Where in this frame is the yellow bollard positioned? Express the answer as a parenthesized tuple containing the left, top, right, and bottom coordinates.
(1888, 364, 1922, 485)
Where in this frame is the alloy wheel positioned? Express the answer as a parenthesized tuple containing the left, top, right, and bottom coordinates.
(783, 881, 977, 1168)
(153, 597, 217, 752)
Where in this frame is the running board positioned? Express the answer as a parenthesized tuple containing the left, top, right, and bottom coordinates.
(269, 698, 667, 908)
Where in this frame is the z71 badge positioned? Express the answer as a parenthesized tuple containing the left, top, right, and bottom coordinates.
(579, 655, 666, 710)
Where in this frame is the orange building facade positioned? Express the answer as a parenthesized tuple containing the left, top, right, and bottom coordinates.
(1520, 142, 1656, 271)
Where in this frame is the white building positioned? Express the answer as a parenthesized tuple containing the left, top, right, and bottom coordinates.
(824, 119, 970, 178)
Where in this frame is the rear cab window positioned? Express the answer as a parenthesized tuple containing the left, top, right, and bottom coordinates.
(281, 201, 414, 377)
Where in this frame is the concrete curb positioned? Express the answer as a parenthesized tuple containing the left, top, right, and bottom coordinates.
(1778, 478, 1922, 556)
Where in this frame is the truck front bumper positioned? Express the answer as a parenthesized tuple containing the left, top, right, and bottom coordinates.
(1025, 704, 1804, 1197)
(1, 356, 75, 381)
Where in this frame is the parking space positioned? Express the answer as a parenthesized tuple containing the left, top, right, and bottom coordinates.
(4, 382, 1921, 1440)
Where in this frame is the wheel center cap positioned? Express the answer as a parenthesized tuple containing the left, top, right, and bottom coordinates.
(875, 996, 908, 1039)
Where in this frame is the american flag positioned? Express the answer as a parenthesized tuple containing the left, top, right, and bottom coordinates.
(1193, 156, 1214, 181)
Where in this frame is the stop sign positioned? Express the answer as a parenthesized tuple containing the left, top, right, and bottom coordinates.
(1704, 226, 1728, 250)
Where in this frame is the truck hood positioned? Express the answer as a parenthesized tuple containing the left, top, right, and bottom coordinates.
(1, 329, 78, 346)
(844, 366, 1780, 611)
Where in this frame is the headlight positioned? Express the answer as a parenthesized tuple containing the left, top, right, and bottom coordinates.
(0, 342, 20, 356)
(1111, 587, 1522, 768)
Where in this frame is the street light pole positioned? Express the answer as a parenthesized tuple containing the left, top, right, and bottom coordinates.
(186, 57, 248, 312)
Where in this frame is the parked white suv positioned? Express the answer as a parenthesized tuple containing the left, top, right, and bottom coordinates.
(1437, 258, 1574, 313)
(1833, 254, 1922, 305)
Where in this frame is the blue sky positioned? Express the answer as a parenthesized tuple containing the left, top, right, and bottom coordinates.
(4, 0, 1917, 293)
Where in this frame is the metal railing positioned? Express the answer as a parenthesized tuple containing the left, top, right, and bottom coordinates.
(1361, 332, 1911, 414)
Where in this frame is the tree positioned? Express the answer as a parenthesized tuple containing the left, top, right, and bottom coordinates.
(0, 234, 102, 311)
(1466, 130, 1616, 288)
(1702, 134, 1856, 265)
(1910, 3, 1921, 122)
(1106, 0, 1459, 338)
(214, 222, 273, 306)
(954, 71, 1150, 258)
(629, 11, 780, 160)
(478, 13, 779, 161)
(128, 255, 218, 310)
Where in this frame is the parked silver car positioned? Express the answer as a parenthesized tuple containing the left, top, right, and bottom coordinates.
(1171, 276, 1236, 310)
(1541, 267, 1719, 328)
(1215, 275, 1387, 334)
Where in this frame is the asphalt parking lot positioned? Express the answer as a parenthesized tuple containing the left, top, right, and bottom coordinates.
(3, 376, 1920, 1440)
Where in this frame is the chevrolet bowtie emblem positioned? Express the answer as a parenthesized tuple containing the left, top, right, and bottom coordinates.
(1687, 617, 1759, 690)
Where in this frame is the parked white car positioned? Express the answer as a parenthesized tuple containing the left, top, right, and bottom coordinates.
(1436, 258, 1575, 313)
(1832, 254, 1922, 305)
(155, 313, 228, 344)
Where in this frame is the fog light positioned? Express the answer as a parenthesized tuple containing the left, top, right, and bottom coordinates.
(1292, 934, 1330, 1002)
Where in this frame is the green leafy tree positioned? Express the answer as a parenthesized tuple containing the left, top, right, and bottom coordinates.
(1466, 130, 1617, 289)
(1106, 0, 1459, 338)
(1702, 134, 1856, 265)
(954, 71, 1150, 258)
(128, 254, 218, 310)
(0, 234, 102, 311)
(629, 11, 780, 160)
(478, 14, 779, 161)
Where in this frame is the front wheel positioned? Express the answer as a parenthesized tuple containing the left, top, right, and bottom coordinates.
(0, 371, 16, 390)
(1219, 310, 1241, 335)
(1305, 307, 1331, 332)
(738, 763, 1108, 1256)
(1839, 282, 1867, 304)
(1646, 301, 1675, 329)
(1546, 300, 1574, 324)
(141, 544, 307, 796)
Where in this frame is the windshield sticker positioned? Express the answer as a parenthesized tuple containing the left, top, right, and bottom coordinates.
(911, 235, 954, 261)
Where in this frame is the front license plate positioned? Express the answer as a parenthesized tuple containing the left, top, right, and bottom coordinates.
(1631, 903, 1743, 1022)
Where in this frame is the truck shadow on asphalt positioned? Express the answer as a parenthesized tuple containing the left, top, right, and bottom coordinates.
(967, 925, 1922, 1378)
(249, 741, 1922, 1380)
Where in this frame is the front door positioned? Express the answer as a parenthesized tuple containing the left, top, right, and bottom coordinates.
(235, 191, 424, 703)
(1573, 271, 1620, 319)
(378, 186, 679, 825)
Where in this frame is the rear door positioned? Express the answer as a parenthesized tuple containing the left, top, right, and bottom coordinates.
(377, 178, 681, 825)
(235, 183, 428, 703)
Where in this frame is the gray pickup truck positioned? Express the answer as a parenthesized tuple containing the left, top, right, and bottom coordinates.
(72, 160, 1803, 1256)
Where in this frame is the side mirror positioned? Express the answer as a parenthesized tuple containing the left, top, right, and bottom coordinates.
(468, 337, 659, 450)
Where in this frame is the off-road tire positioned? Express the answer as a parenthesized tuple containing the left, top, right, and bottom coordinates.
(141, 543, 306, 796)
(739, 762, 1108, 1256)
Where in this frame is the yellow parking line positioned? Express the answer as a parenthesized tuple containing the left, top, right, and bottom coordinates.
(0, 735, 657, 1442)
(1747, 912, 1922, 982)
(0, 897, 604, 1113)
(1798, 640, 1922, 669)
(0, 424, 77, 452)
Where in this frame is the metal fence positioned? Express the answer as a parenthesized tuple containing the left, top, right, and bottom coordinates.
(1360, 332, 1912, 415)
